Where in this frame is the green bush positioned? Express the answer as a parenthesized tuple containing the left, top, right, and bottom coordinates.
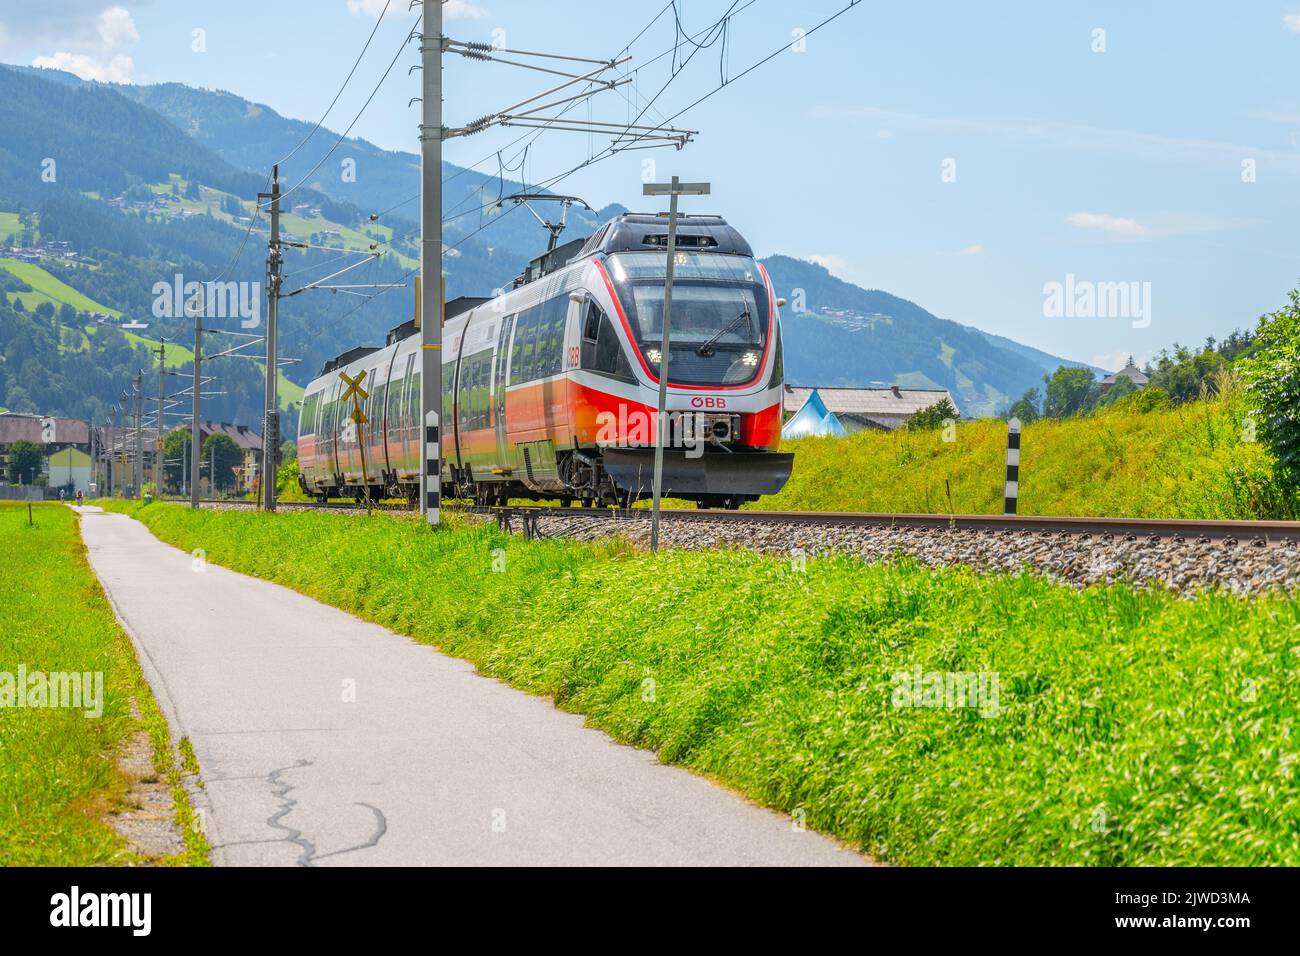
(1240, 287, 1300, 489)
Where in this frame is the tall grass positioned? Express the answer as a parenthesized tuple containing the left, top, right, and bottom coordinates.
(762, 389, 1297, 519)
(121, 502, 1300, 865)
(0, 503, 207, 865)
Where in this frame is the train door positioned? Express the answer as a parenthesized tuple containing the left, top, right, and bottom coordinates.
(322, 379, 339, 480)
(492, 313, 515, 474)
(390, 351, 414, 476)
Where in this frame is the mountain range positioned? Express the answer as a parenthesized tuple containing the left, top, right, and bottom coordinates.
(0, 63, 1090, 425)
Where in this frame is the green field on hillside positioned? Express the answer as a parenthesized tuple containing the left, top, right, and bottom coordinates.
(762, 388, 1296, 520)
(0, 212, 31, 243)
(108, 501, 1300, 866)
(148, 175, 417, 270)
(0, 504, 207, 865)
(0, 253, 302, 412)
(0, 258, 121, 316)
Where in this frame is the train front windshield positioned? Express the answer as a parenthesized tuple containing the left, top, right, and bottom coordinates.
(606, 252, 770, 386)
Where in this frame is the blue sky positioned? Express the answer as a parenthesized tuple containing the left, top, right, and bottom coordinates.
(3, 1, 1299, 369)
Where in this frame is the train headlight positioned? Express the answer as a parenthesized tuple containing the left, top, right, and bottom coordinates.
(742, 351, 758, 366)
(646, 348, 662, 364)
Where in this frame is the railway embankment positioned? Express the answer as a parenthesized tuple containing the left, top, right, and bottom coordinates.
(764, 391, 1295, 520)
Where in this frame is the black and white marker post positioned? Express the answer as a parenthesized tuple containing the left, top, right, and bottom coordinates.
(425, 410, 440, 526)
(1004, 416, 1021, 515)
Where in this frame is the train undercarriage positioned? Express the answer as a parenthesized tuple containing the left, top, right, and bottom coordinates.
(303, 446, 795, 511)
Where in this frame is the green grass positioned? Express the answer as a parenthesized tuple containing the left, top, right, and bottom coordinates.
(0, 258, 121, 316)
(0, 503, 209, 866)
(762, 388, 1297, 519)
(110, 500, 1300, 865)
(0, 212, 30, 242)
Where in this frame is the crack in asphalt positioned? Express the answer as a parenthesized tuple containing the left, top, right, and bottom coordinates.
(310, 803, 389, 863)
(262, 761, 387, 866)
(266, 760, 318, 866)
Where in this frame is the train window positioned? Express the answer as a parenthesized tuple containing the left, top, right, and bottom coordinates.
(582, 304, 635, 382)
(767, 323, 784, 387)
(540, 294, 567, 378)
(373, 382, 387, 434)
(400, 353, 415, 434)
(408, 370, 420, 431)
(581, 299, 600, 342)
(300, 393, 315, 436)
(509, 306, 538, 385)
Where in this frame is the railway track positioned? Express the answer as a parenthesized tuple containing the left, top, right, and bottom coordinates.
(467, 504, 1300, 545)
(183, 497, 1300, 545)
(168, 497, 1300, 595)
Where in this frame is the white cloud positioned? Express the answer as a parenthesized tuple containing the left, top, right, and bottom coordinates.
(876, 129, 894, 140)
(29, 5, 138, 83)
(1285, 13, 1300, 33)
(958, 244, 984, 255)
(1065, 211, 1148, 238)
(444, 0, 487, 17)
(805, 254, 847, 274)
(347, 0, 484, 17)
(30, 50, 134, 82)
(96, 5, 137, 47)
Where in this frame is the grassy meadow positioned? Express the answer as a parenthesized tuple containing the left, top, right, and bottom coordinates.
(761, 389, 1296, 519)
(0, 503, 207, 865)
(111, 500, 1300, 865)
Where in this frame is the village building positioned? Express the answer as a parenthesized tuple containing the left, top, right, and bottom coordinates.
(781, 385, 960, 434)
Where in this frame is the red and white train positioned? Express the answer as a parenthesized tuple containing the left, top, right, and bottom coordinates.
(296, 213, 793, 508)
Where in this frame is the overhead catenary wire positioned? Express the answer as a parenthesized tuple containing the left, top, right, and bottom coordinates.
(260, 12, 421, 211)
(274, 0, 393, 168)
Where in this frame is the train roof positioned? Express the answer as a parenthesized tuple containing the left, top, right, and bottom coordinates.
(312, 215, 755, 381)
(577, 212, 752, 259)
(516, 213, 752, 286)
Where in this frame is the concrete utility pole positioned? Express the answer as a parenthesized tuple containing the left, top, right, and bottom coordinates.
(190, 286, 203, 508)
(111, 403, 121, 497)
(259, 165, 282, 511)
(156, 338, 166, 494)
(133, 371, 144, 498)
(641, 177, 710, 552)
(419, 0, 443, 527)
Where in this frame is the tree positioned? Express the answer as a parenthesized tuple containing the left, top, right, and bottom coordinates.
(201, 432, 243, 493)
(161, 427, 194, 492)
(5, 439, 43, 485)
(1006, 387, 1041, 424)
(1044, 366, 1098, 418)
(1240, 287, 1300, 489)
(906, 397, 959, 431)
(1095, 375, 1138, 409)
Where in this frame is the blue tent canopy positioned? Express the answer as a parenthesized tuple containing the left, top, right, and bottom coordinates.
(781, 388, 848, 439)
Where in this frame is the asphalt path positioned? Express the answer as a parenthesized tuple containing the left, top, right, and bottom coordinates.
(77, 509, 864, 866)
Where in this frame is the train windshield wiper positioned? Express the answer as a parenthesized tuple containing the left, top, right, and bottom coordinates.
(695, 309, 751, 357)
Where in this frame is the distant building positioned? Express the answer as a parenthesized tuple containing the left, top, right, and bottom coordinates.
(1100, 358, 1149, 392)
(0, 412, 93, 495)
(782, 385, 959, 433)
(172, 422, 264, 493)
(782, 389, 848, 439)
